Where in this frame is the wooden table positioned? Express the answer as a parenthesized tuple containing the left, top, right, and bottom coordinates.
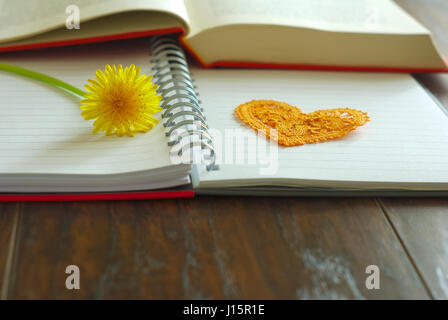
(1, 0, 448, 300)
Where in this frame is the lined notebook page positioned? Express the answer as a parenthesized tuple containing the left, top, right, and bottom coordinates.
(0, 39, 172, 175)
(193, 68, 448, 188)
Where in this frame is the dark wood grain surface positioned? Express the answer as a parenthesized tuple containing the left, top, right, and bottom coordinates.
(4, 198, 429, 299)
(380, 198, 448, 300)
(1, 0, 448, 300)
(0, 203, 18, 299)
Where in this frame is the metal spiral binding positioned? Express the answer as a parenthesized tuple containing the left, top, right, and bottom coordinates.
(150, 36, 218, 171)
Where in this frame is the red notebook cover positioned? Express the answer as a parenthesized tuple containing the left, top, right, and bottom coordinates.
(0, 187, 194, 202)
(0, 27, 185, 54)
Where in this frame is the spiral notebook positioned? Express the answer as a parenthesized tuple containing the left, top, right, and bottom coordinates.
(1, 36, 448, 201)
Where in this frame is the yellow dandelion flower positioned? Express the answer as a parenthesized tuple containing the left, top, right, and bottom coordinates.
(80, 64, 162, 136)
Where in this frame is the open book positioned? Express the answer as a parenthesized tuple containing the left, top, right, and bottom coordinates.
(0, 0, 447, 72)
(0, 37, 448, 201)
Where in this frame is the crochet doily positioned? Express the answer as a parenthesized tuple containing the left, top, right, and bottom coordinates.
(235, 100, 369, 146)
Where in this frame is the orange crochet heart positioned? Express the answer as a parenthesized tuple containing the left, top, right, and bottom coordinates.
(235, 100, 369, 146)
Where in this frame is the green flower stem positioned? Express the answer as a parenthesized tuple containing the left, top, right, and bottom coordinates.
(0, 62, 85, 99)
